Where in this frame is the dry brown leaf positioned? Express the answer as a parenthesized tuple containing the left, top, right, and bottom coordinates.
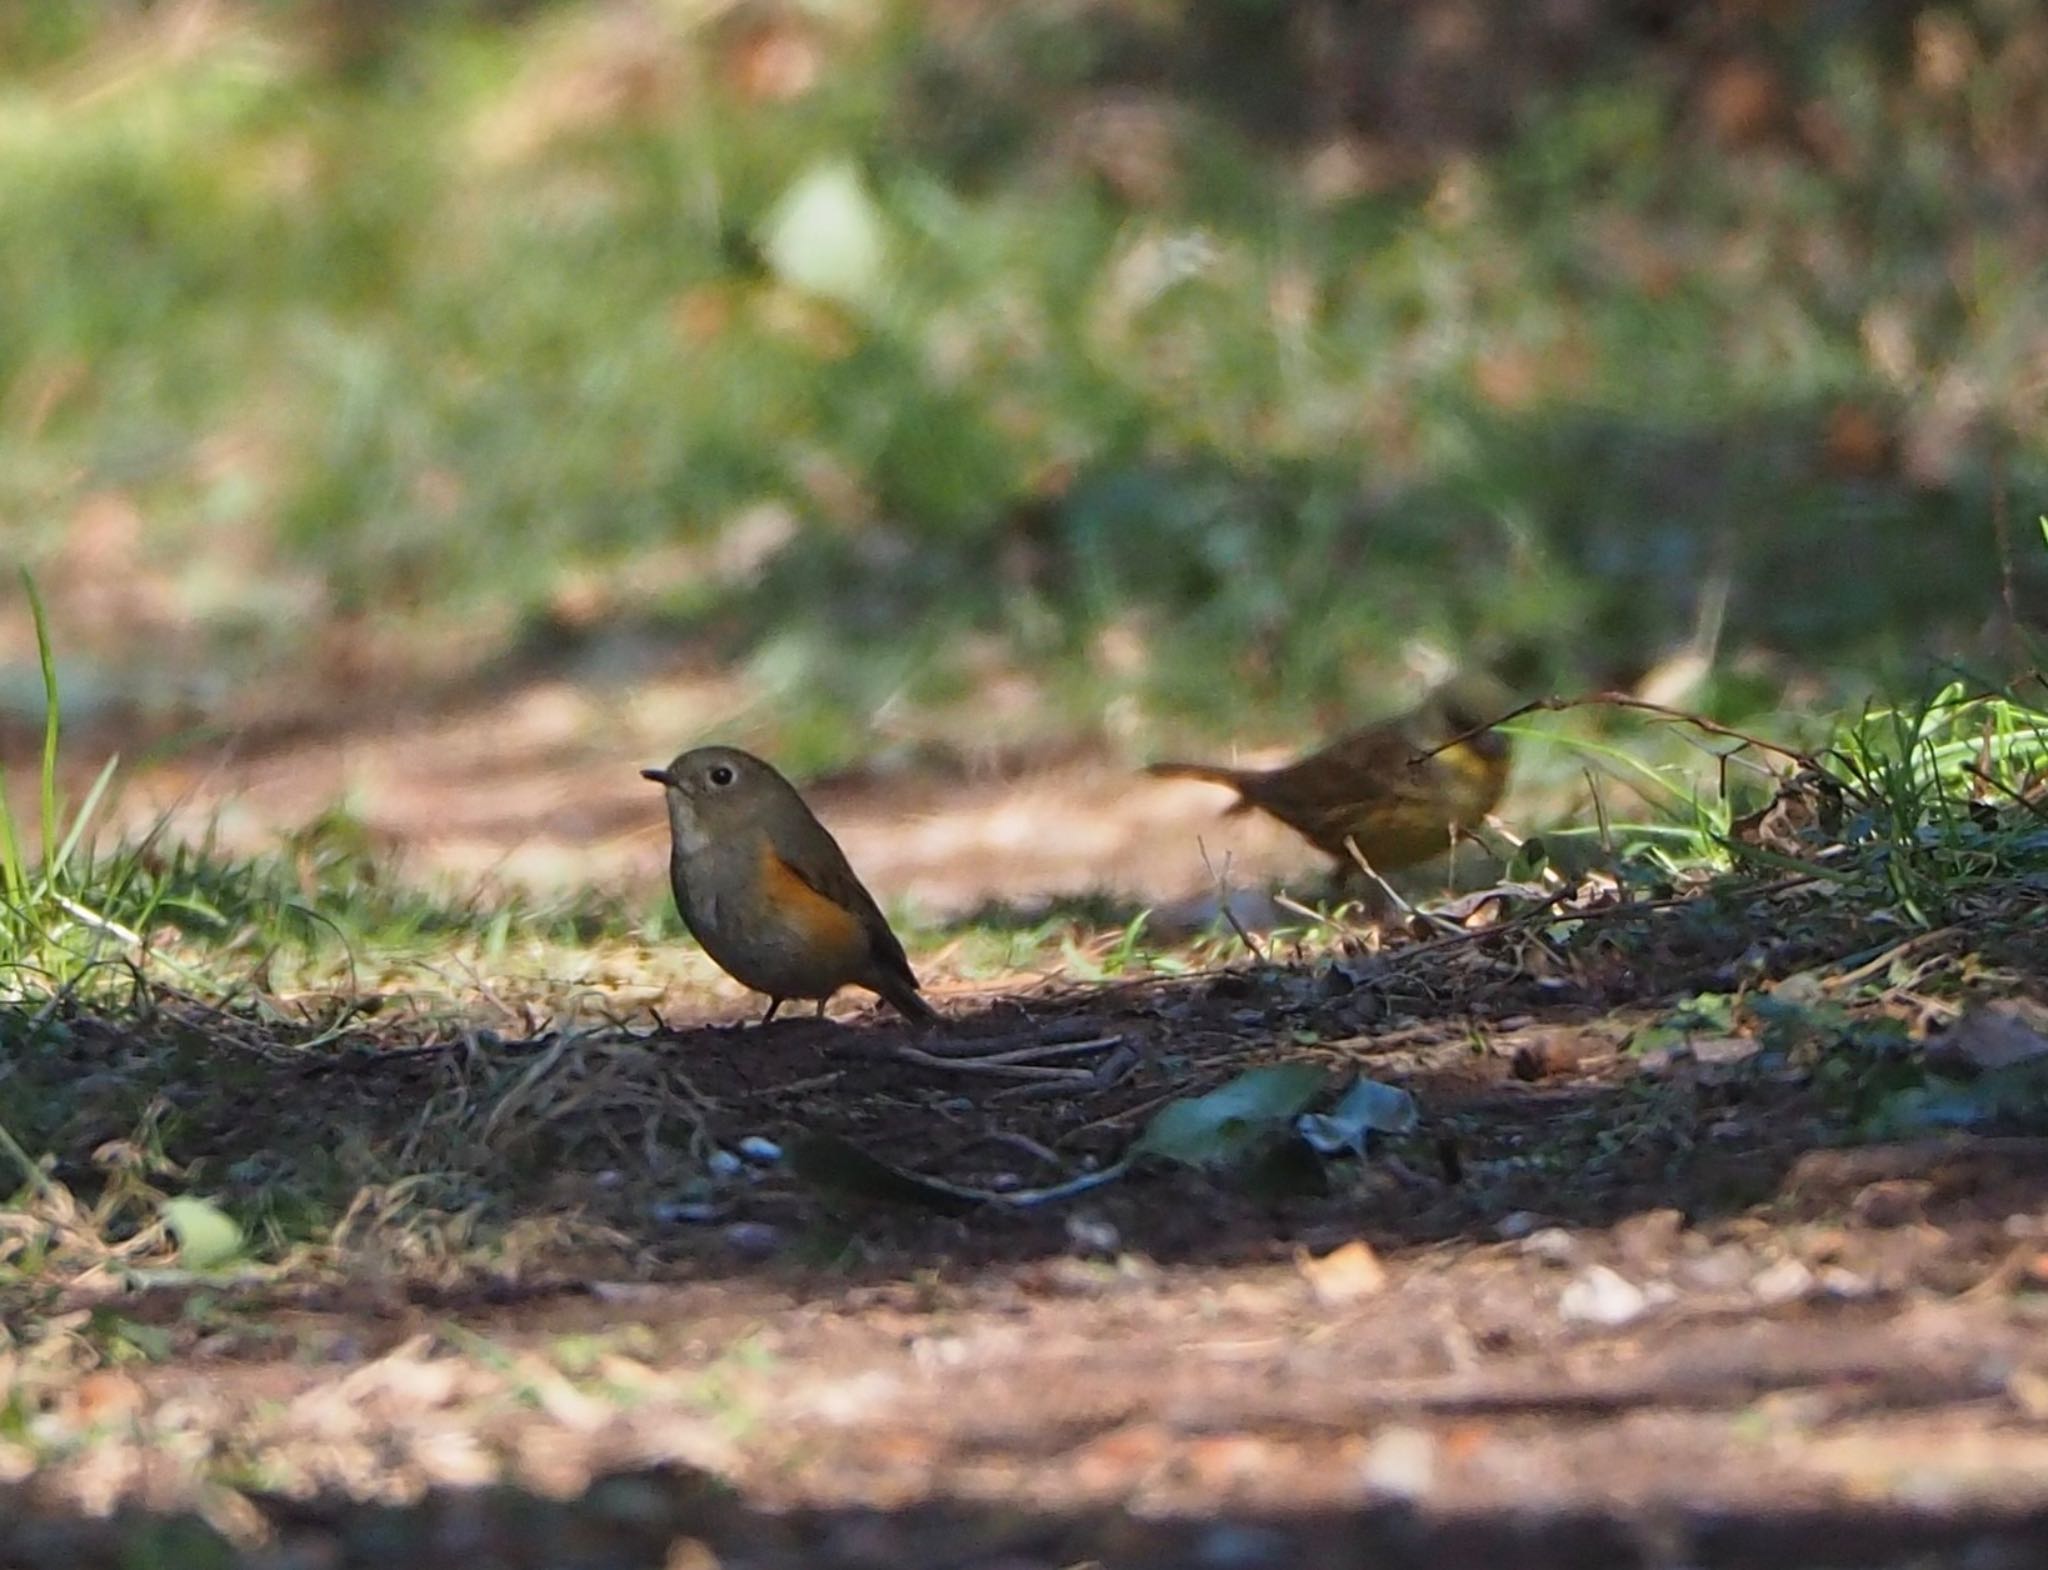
(1296, 1239, 1388, 1305)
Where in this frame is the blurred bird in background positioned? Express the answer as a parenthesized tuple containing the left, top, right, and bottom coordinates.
(1144, 673, 1515, 879)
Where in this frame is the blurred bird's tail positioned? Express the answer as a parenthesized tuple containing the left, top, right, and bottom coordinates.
(1144, 761, 1256, 812)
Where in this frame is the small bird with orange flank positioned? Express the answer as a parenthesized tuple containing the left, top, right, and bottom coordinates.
(641, 746, 938, 1025)
(1144, 682, 1513, 876)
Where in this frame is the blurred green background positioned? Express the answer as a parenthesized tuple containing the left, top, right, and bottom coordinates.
(1, 0, 2043, 769)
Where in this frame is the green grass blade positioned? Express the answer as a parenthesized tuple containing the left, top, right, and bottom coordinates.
(1535, 729, 1698, 814)
(21, 569, 60, 878)
(0, 749, 21, 900)
(49, 754, 118, 881)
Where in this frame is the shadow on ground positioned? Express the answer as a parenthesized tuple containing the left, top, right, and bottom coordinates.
(8, 1469, 2048, 1570)
(13, 876, 2048, 1551)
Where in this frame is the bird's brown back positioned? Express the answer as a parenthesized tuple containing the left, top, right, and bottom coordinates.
(1148, 699, 1511, 870)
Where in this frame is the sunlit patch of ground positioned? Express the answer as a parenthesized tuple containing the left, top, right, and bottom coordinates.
(93, 671, 1342, 918)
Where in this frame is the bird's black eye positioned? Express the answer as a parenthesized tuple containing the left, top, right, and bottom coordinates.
(707, 764, 736, 788)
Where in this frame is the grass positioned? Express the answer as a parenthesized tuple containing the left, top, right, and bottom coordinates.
(2, 2, 2045, 764)
(0, 569, 136, 998)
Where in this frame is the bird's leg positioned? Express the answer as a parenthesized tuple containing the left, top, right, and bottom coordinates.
(760, 997, 784, 1025)
(815, 998, 829, 1019)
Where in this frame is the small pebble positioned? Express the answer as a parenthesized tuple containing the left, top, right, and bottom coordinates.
(706, 1150, 743, 1179)
(1495, 1210, 1545, 1241)
(1613, 1207, 1685, 1262)
(1519, 1226, 1580, 1265)
(1066, 1213, 1121, 1256)
(1680, 1245, 1757, 1293)
(1816, 1264, 1875, 1299)
(737, 1136, 783, 1164)
(1358, 1425, 1436, 1501)
(653, 1200, 723, 1225)
(1559, 1264, 1650, 1327)
(2004, 1213, 2048, 1239)
(1751, 1256, 1815, 1305)
(722, 1222, 783, 1259)
(1707, 1116, 1749, 1142)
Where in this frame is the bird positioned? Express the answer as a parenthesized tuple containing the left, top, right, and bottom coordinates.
(1144, 683, 1513, 876)
(640, 745, 939, 1025)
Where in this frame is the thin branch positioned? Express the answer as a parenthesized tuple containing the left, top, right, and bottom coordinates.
(1411, 692, 1826, 772)
(1198, 836, 1265, 964)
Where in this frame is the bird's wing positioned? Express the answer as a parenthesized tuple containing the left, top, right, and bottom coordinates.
(1271, 726, 1421, 801)
(766, 817, 920, 989)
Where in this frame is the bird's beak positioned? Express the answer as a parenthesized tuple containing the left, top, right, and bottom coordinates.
(640, 766, 676, 788)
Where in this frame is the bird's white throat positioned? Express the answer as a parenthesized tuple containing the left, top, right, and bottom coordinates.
(664, 793, 712, 856)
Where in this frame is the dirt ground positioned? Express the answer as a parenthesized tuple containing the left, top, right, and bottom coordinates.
(9, 678, 2048, 1568)
(9, 977, 2048, 1568)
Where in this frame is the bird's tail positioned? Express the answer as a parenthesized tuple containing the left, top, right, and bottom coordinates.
(872, 972, 941, 1027)
(1144, 761, 1256, 812)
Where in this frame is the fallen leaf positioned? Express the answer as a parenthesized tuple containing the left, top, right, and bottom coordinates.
(160, 1196, 244, 1270)
(1510, 1031, 1605, 1081)
(1295, 1075, 1417, 1157)
(760, 160, 888, 309)
(1296, 1240, 1387, 1305)
(1135, 1063, 1328, 1171)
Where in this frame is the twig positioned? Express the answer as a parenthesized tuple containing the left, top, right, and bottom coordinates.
(884, 1044, 1096, 1081)
(880, 1030, 1123, 1062)
(1057, 1088, 1188, 1145)
(1343, 833, 1463, 937)
(738, 1071, 843, 1100)
(1958, 1240, 2040, 1303)
(919, 1035, 1125, 1068)
(1966, 762, 2048, 826)
(1583, 766, 1614, 865)
(1821, 928, 1961, 993)
(0, 1115, 60, 1201)
(1991, 444, 2019, 671)
(1412, 691, 1825, 772)
(1270, 890, 1362, 938)
(1198, 836, 1264, 963)
(991, 1043, 1138, 1098)
(1341, 834, 1407, 911)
